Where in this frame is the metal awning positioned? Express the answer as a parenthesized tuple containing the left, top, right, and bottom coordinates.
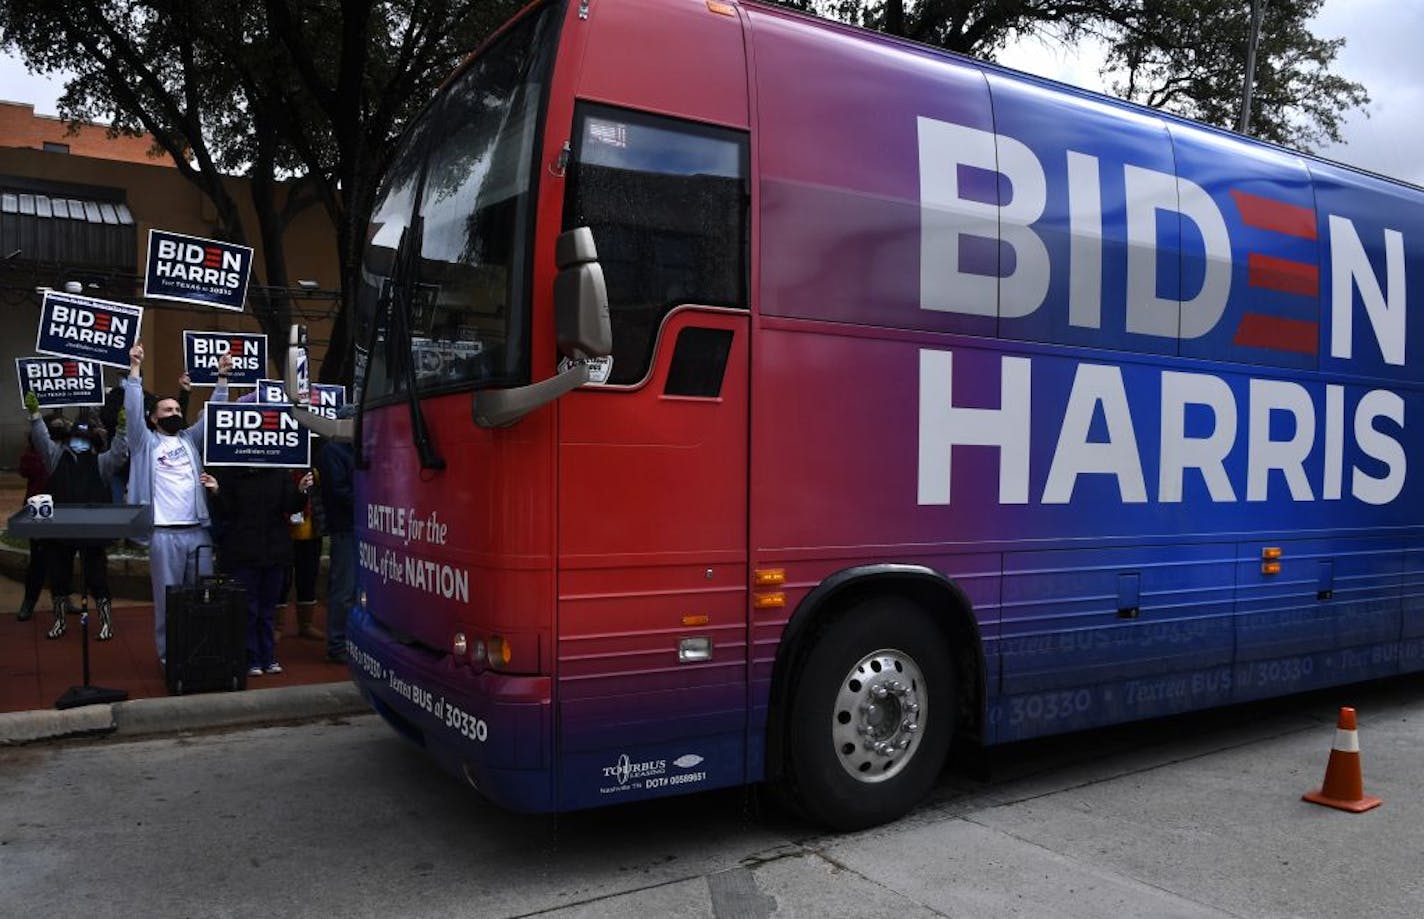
(0, 184, 137, 268)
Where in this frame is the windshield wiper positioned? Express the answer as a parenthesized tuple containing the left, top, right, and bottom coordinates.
(351, 284, 386, 471)
(390, 216, 446, 471)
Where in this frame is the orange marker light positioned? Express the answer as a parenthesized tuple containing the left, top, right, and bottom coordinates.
(682, 614, 710, 627)
(488, 636, 512, 667)
(753, 592, 785, 609)
(1262, 546, 1283, 560)
(1262, 561, 1282, 575)
(707, 0, 736, 16)
(754, 568, 786, 587)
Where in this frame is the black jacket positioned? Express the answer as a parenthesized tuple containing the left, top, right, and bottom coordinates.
(99, 384, 125, 437)
(207, 466, 307, 570)
(315, 441, 354, 534)
(29, 416, 127, 489)
(46, 451, 112, 504)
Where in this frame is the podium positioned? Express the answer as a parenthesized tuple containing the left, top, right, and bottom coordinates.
(6, 503, 153, 709)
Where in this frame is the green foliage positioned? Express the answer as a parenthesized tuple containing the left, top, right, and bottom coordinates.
(0, 0, 524, 380)
(1102, 0, 1367, 148)
(763, 0, 1367, 152)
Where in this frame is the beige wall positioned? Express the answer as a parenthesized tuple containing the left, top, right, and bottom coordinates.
(1, 145, 339, 470)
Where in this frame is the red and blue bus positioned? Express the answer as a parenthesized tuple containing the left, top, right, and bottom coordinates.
(331, 0, 1424, 829)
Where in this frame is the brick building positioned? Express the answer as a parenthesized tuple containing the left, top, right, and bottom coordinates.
(0, 99, 338, 467)
(0, 100, 175, 166)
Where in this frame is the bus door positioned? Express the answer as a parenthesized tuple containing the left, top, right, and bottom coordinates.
(553, 104, 751, 808)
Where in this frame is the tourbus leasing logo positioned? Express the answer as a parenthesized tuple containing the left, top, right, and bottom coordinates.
(602, 754, 667, 787)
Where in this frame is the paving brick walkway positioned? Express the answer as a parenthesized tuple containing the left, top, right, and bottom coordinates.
(2, 477, 350, 714)
(1, 590, 348, 714)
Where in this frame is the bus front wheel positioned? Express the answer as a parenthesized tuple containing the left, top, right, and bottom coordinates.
(785, 597, 954, 830)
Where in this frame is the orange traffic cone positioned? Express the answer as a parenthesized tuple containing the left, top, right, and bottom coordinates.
(1303, 706, 1381, 813)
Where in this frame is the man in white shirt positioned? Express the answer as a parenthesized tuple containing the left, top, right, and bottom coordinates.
(124, 341, 231, 666)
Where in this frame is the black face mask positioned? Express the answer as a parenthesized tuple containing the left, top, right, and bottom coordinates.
(156, 415, 186, 435)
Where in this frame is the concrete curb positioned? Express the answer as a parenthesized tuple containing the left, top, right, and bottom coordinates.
(0, 681, 367, 746)
(0, 704, 116, 744)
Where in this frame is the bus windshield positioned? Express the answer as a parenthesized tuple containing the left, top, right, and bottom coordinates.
(356, 3, 560, 404)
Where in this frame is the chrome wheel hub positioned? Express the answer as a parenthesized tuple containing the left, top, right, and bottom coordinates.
(832, 648, 926, 783)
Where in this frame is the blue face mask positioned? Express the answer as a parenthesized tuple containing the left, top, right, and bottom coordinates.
(69, 437, 92, 454)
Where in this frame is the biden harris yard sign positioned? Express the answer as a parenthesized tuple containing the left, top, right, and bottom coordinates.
(183, 331, 267, 386)
(256, 378, 347, 419)
(203, 402, 310, 468)
(15, 357, 104, 409)
(145, 229, 253, 311)
(36, 291, 143, 369)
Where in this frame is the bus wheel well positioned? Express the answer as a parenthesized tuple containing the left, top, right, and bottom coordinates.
(765, 570, 984, 783)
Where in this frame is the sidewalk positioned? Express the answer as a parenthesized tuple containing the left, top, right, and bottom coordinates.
(0, 567, 366, 742)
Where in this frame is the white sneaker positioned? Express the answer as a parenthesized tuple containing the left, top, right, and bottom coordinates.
(247, 666, 263, 678)
(264, 661, 284, 675)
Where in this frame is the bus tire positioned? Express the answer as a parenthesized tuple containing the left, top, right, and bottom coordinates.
(784, 597, 953, 830)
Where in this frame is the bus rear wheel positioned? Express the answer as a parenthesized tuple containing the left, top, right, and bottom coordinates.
(785, 597, 954, 830)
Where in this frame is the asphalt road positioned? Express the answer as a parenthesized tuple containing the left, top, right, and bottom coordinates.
(3, 676, 1423, 918)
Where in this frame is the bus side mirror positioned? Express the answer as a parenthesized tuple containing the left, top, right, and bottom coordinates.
(554, 227, 611, 359)
(472, 227, 611, 428)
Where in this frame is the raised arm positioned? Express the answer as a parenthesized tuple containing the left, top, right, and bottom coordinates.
(98, 411, 131, 483)
(177, 372, 192, 420)
(25, 401, 61, 475)
(186, 352, 231, 449)
(125, 342, 147, 458)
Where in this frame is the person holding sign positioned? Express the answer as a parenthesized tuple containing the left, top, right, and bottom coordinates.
(15, 432, 49, 621)
(316, 412, 356, 663)
(14, 416, 75, 622)
(124, 341, 231, 666)
(201, 465, 313, 677)
(24, 394, 129, 640)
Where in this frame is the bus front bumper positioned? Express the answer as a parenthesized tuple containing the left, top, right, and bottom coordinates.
(346, 606, 555, 812)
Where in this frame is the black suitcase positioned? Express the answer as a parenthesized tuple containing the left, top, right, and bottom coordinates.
(165, 546, 248, 695)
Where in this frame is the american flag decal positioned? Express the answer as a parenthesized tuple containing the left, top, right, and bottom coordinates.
(1228, 190, 1319, 355)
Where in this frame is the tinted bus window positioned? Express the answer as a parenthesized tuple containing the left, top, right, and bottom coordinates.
(565, 106, 748, 386)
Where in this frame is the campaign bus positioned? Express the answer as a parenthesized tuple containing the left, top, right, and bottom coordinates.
(337, 0, 1424, 828)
